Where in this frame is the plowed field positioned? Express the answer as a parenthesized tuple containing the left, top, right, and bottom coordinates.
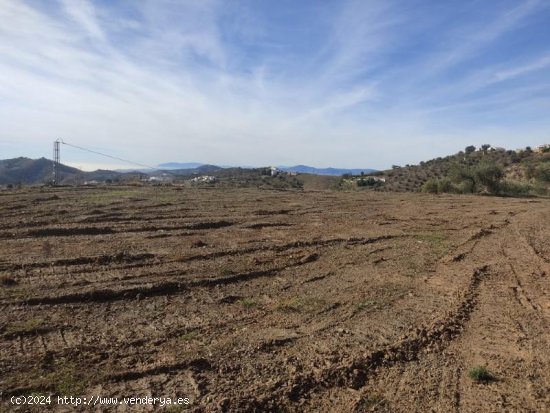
(1, 187, 549, 412)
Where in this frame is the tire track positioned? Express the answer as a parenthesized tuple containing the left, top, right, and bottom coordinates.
(178, 235, 398, 263)
(18, 253, 321, 305)
(0, 252, 155, 271)
(0, 220, 235, 239)
(225, 265, 490, 410)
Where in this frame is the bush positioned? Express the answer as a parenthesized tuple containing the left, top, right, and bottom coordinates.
(457, 180, 474, 194)
(448, 161, 504, 194)
(510, 152, 520, 163)
(468, 366, 495, 383)
(449, 164, 476, 192)
(474, 161, 504, 193)
(421, 178, 454, 194)
(421, 179, 439, 193)
(498, 181, 533, 197)
(531, 163, 550, 182)
(437, 178, 453, 193)
(531, 181, 548, 195)
(239, 298, 257, 308)
(357, 177, 383, 187)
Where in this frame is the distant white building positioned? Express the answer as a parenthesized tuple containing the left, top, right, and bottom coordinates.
(148, 174, 173, 183)
(191, 175, 217, 183)
(535, 144, 549, 153)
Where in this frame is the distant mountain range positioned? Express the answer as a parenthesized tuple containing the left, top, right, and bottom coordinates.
(115, 164, 223, 174)
(277, 165, 376, 176)
(157, 162, 205, 169)
(0, 157, 376, 185)
(158, 162, 375, 176)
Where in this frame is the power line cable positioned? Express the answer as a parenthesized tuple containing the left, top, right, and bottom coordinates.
(61, 140, 162, 172)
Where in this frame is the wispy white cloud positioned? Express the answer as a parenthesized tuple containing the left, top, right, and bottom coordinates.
(0, 0, 549, 169)
(426, 0, 544, 72)
(492, 54, 550, 82)
(61, 0, 106, 42)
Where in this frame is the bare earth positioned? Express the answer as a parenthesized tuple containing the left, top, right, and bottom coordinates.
(0, 187, 549, 412)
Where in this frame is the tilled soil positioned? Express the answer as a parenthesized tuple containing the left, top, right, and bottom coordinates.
(0, 186, 548, 412)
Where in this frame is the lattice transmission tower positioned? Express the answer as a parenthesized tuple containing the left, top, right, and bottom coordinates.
(52, 139, 60, 186)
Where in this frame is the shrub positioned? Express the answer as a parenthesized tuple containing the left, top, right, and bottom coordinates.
(468, 366, 495, 383)
(219, 267, 233, 276)
(457, 180, 475, 194)
(437, 178, 453, 193)
(498, 181, 532, 197)
(473, 161, 504, 193)
(531, 181, 548, 195)
(448, 161, 504, 194)
(180, 331, 198, 341)
(449, 164, 476, 192)
(357, 177, 383, 187)
(421, 178, 454, 194)
(239, 298, 257, 308)
(421, 179, 439, 193)
(531, 163, 550, 182)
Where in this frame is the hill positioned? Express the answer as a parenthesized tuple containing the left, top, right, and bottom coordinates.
(169, 164, 223, 175)
(0, 157, 375, 189)
(183, 167, 304, 190)
(0, 157, 127, 185)
(157, 162, 205, 169)
(157, 162, 376, 176)
(351, 145, 550, 196)
(0, 157, 78, 185)
(278, 165, 376, 176)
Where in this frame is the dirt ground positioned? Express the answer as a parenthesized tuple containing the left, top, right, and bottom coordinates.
(0, 186, 549, 412)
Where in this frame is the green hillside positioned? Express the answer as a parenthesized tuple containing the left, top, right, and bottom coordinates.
(344, 145, 550, 196)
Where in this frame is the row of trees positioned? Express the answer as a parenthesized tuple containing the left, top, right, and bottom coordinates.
(464, 144, 492, 154)
(421, 160, 547, 196)
(421, 162, 503, 194)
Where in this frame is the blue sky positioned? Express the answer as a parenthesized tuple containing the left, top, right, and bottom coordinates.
(1, 0, 549, 170)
